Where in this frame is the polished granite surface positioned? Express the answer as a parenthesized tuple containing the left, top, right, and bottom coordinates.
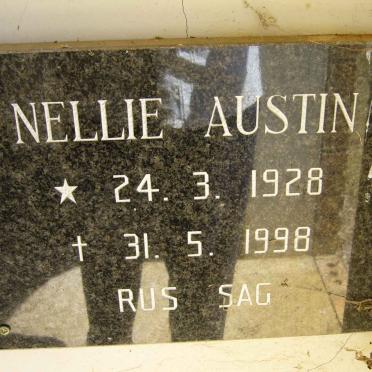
(0, 39, 371, 348)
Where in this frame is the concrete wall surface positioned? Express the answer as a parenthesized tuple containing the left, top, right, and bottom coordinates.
(0, 0, 371, 44)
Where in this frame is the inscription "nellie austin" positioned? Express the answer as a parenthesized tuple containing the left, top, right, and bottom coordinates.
(10, 92, 369, 144)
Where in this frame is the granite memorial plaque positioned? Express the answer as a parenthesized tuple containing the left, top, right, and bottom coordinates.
(0, 36, 371, 349)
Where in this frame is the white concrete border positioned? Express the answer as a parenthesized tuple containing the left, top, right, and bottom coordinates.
(0, 0, 371, 44)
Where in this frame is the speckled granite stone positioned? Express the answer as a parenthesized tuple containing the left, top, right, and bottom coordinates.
(0, 38, 371, 349)
(343, 96, 372, 332)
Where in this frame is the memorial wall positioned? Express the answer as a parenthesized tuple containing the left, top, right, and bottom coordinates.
(0, 1, 371, 370)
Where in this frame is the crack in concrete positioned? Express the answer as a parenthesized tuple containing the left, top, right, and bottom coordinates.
(17, 0, 30, 31)
(307, 333, 353, 371)
(181, 0, 189, 38)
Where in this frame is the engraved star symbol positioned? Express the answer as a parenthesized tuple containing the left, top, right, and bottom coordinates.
(55, 179, 78, 204)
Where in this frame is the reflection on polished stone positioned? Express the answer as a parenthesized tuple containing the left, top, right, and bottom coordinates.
(8, 267, 88, 347)
(6, 254, 352, 345)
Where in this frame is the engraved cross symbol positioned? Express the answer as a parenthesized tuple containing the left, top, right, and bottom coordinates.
(72, 235, 87, 262)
